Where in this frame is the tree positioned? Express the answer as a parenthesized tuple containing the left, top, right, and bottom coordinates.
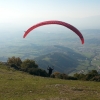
(21, 59, 38, 72)
(74, 70, 99, 81)
(88, 70, 98, 76)
(21, 59, 48, 77)
(74, 73, 85, 80)
(7, 56, 22, 69)
(85, 70, 98, 81)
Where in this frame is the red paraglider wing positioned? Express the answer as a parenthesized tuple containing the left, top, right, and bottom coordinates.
(23, 20, 84, 44)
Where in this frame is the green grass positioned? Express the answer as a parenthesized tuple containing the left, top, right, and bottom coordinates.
(0, 65, 100, 100)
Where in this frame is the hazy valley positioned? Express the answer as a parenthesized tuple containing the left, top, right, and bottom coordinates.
(0, 29, 100, 75)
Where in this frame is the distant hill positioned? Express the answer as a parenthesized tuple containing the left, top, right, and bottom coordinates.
(35, 45, 86, 74)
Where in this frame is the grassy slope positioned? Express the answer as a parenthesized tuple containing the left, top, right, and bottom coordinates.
(0, 65, 100, 100)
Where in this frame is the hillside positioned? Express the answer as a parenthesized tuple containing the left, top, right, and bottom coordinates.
(0, 65, 100, 100)
(35, 46, 86, 74)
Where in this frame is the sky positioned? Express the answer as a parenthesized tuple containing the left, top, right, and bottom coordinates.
(0, 0, 100, 31)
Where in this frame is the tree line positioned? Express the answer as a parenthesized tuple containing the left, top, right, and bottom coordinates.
(6, 56, 48, 77)
(1, 56, 100, 82)
(51, 70, 100, 82)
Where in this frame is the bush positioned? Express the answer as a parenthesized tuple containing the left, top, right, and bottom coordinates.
(28, 68, 48, 77)
(52, 72, 61, 78)
(74, 70, 99, 81)
(90, 76, 100, 82)
(74, 73, 85, 80)
(7, 56, 22, 69)
(21, 59, 38, 72)
(59, 73, 68, 79)
(67, 76, 77, 80)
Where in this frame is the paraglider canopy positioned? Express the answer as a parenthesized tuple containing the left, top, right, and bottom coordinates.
(23, 20, 84, 44)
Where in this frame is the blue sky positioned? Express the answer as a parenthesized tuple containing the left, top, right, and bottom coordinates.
(0, 0, 100, 31)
